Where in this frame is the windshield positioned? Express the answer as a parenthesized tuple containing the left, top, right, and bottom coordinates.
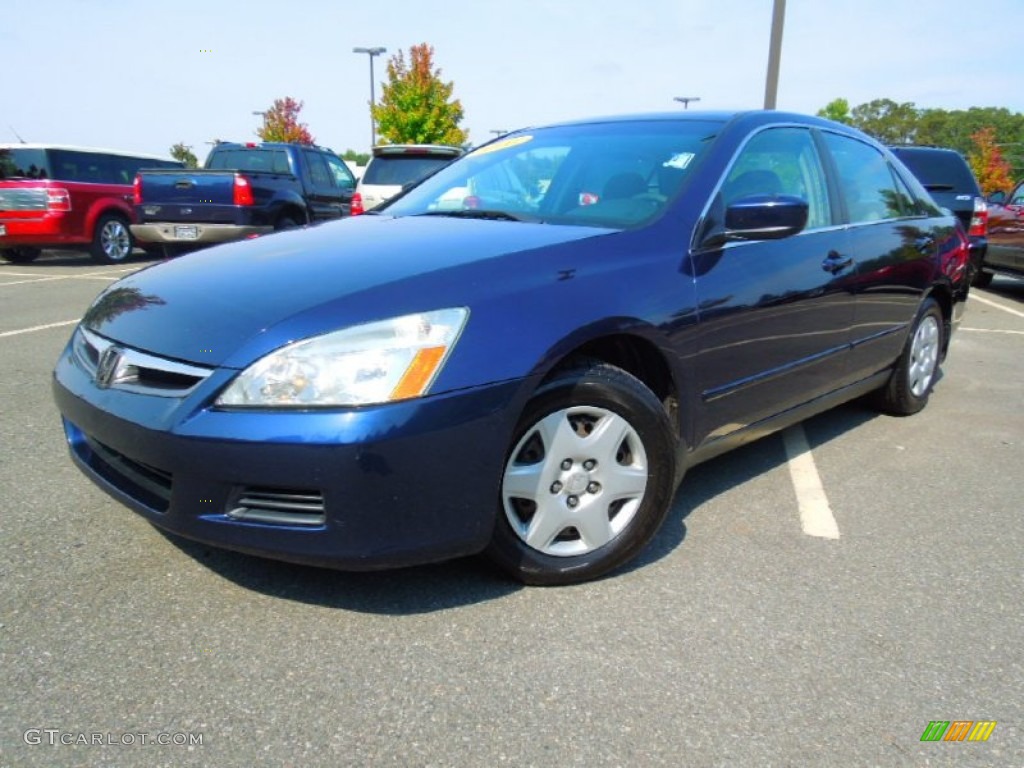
(383, 120, 721, 228)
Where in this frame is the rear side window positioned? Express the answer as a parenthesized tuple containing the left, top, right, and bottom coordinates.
(49, 150, 121, 184)
(362, 155, 454, 186)
(823, 134, 911, 223)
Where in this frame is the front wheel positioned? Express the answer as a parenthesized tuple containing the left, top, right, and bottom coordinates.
(486, 362, 677, 586)
(1, 247, 42, 264)
(872, 298, 944, 416)
(90, 214, 134, 264)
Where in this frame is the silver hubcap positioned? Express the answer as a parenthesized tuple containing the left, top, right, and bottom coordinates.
(908, 315, 939, 398)
(502, 406, 648, 557)
(101, 220, 130, 260)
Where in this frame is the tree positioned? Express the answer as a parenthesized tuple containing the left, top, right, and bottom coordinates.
(372, 44, 468, 146)
(256, 97, 315, 144)
(169, 142, 198, 168)
(816, 98, 852, 125)
(968, 127, 1014, 196)
(341, 148, 370, 166)
(850, 99, 919, 144)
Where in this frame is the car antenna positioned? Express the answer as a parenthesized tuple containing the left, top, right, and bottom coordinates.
(8, 125, 27, 144)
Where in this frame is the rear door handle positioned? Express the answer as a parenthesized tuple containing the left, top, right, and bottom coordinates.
(821, 251, 853, 274)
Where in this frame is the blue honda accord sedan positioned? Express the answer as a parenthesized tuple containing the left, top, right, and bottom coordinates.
(53, 111, 969, 585)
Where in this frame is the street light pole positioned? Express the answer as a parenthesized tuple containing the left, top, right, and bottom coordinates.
(673, 96, 701, 110)
(764, 0, 786, 109)
(353, 46, 387, 147)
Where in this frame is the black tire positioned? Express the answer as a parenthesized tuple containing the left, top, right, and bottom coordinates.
(486, 362, 676, 586)
(872, 298, 944, 416)
(274, 216, 300, 231)
(90, 214, 134, 264)
(1, 247, 42, 264)
(972, 269, 994, 288)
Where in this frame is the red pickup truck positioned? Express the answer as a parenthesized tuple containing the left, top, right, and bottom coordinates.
(0, 144, 182, 264)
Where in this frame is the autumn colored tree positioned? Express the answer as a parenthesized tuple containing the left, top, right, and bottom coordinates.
(371, 44, 468, 146)
(169, 142, 198, 168)
(256, 97, 315, 144)
(968, 127, 1014, 196)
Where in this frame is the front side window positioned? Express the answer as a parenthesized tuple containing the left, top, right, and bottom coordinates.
(721, 127, 831, 230)
(823, 134, 907, 223)
(323, 153, 355, 189)
(385, 120, 722, 228)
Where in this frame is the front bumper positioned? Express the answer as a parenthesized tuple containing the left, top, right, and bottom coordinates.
(131, 222, 272, 245)
(53, 337, 532, 570)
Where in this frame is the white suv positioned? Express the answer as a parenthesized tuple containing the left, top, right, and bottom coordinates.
(352, 145, 462, 214)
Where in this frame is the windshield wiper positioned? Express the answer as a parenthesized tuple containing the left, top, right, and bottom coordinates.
(417, 209, 524, 222)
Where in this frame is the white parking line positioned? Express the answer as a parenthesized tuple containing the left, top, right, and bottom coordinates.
(970, 293, 1024, 319)
(782, 424, 840, 539)
(960, 328, 1024, 336)
(0, 320, 78, 339)
(0, 272, 124, 287)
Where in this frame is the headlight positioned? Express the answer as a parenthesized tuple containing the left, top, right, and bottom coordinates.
(217, 308, 468, 407)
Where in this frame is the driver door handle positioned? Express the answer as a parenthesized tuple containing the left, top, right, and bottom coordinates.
(821, 251, 853, 274)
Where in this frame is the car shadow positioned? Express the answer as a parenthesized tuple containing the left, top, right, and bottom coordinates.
(161, 400, 882, 611)
(982, 277, 1023, 303)
(621, 399, 879, 574)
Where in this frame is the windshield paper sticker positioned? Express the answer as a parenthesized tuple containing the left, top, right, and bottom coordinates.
(664, 153, 695, 170)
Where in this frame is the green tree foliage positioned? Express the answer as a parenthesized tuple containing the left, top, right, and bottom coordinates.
(850, 99, 919, 144)
(816, 98, 852, 125)
(372, 44, 468, 146)
(256, 97, 315, 144)
(169, 142, 198, 168)
(818, 98, 1024, 178)
(341, 149, 370, 165)
(968, 127, 1014, 196)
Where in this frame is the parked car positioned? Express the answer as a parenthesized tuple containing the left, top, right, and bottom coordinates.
(889, 145, 989, 285)
(979, 180, 1024, 284)
(0, 144, 183, 264)
(53, 111, 968, 585)
(131, 141, 356, 254)
(351, 144, 462, 214)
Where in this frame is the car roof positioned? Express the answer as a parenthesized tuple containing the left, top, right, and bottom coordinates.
(370, 144, 464, 158)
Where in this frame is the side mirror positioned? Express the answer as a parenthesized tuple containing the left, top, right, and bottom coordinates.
(987, 191, 1006, 205)
(701, 194, 809, 248)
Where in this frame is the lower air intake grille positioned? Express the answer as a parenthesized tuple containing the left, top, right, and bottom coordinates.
(226, 487, 326, 527)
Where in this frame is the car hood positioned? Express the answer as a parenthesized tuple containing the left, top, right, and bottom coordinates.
(83, 214, 611, 368)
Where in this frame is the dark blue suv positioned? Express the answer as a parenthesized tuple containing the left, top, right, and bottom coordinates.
(53, 111, 969, 585)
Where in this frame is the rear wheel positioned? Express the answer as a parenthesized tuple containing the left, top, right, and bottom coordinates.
(90, 214, 134, 264)
(1, 247, 42, 264)
(486, 362, 676, 585)
(873, 298, 943, 416)
(274, 215, 300, 231)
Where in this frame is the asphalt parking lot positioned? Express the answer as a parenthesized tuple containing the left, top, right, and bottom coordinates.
(1, 251, 1021, 767)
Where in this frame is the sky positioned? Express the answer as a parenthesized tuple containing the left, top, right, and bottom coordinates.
(4, 0, 1022, 163)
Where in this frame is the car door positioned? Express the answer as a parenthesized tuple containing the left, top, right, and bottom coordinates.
(987, 182, 1024, 273)
(690, 125, 857, 444)
(820, 133, 949, 381)
(301, 150, 350, 222)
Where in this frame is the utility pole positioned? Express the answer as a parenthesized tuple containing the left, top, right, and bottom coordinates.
(764, 0, 786, 109)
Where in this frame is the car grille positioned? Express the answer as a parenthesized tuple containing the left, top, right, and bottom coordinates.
(227, 487, 326, 527)
(73, 327, 213, 397)
(85, 437, 173, 513)
(0, 188, 47, 212)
